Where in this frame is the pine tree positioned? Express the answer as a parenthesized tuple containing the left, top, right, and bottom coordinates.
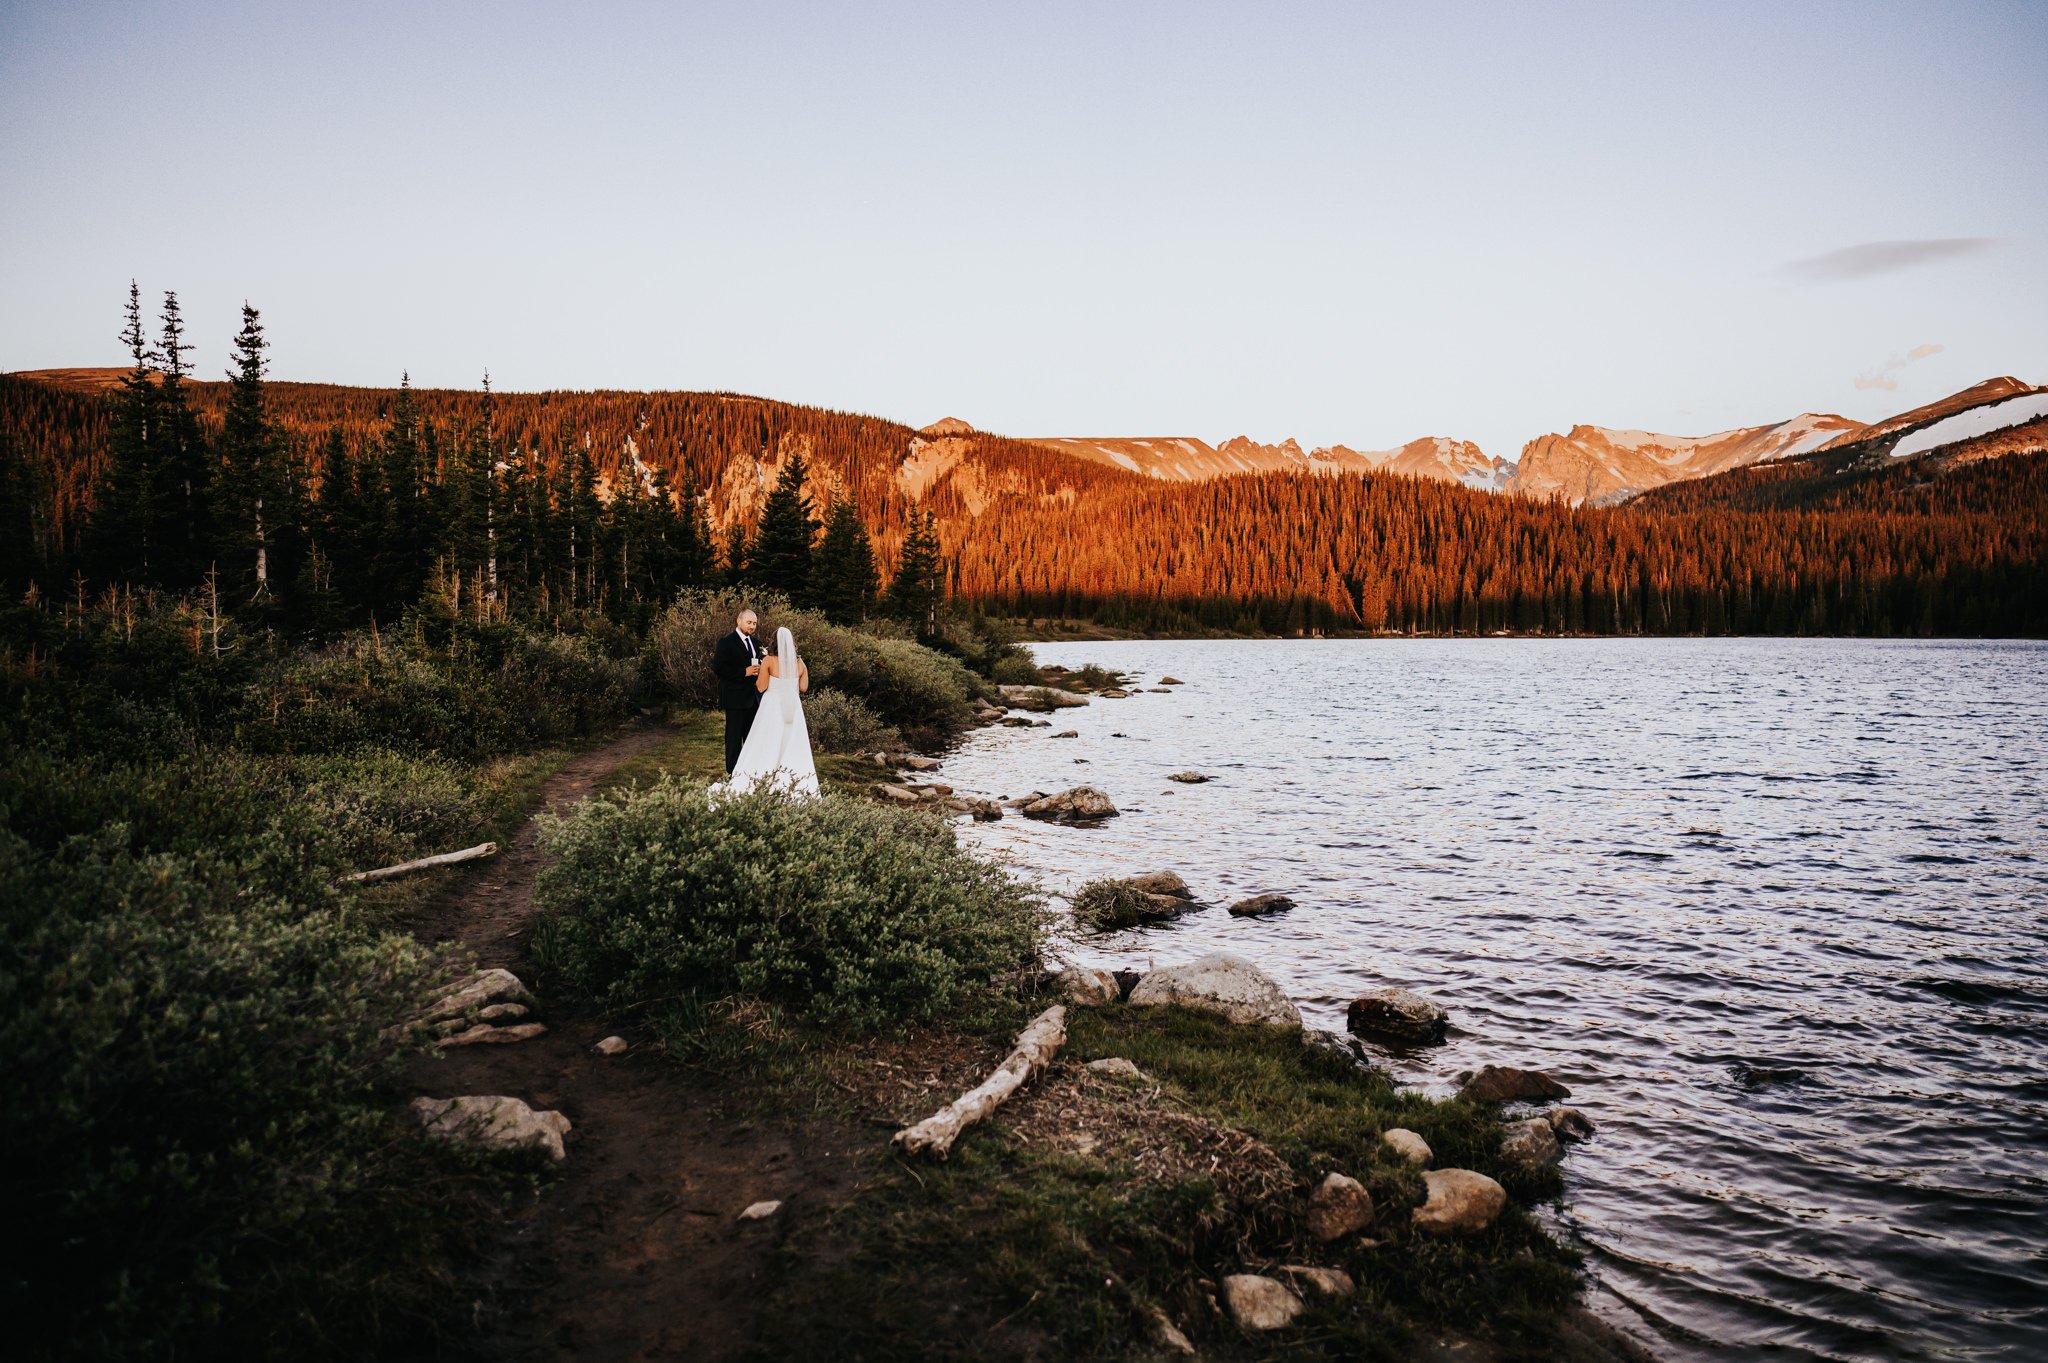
(153, 290, 211, 588)
(87, 282, 161, 584)
(884, 508, 944, 635)
(813, 497, 879, 624)
(721, 518, 754, 589)
(0, 425, 41, 591)
(215, 303, 284, 605)
(752, 452, 819, 604)
(372, 375, 428, 616)
(446, 374, 501, 609)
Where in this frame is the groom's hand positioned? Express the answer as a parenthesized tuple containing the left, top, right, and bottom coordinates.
(745, 663, 761, 676)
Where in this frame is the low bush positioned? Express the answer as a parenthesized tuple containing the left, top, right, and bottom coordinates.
(531, 779, 1045, 1030)
(989, 652, 1044, 686)
(803, 688, 901, 754)
(1, 826, 492, 1362)
(1070, 877, 1158, 931)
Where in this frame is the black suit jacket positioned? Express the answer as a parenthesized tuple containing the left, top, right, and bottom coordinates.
(713, 631, 763, 713)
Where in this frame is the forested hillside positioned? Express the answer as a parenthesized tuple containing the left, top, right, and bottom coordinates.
(5, 288, 2043, 637)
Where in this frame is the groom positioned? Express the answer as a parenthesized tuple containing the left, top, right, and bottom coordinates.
(713, 607, 765, 774)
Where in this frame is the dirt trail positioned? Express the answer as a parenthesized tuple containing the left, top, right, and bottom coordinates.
(404, 723, 864, 1362)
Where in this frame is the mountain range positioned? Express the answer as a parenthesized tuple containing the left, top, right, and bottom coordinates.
(1019, 376, 2047, 504)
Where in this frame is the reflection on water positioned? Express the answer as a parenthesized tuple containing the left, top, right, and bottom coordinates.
(941, 638, 2048, 1362)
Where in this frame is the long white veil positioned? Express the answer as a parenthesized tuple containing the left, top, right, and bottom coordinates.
(770, 627, 801, 723)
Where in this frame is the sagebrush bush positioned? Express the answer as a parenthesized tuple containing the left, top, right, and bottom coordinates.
(653, 590, 982, 745)
(532, 779, 1045, 1029)
(990, 652, 1043, 686)
(0, 826, 490, 1362)
(1071, 877, 1159, 931)
(803, 687, 901, 754)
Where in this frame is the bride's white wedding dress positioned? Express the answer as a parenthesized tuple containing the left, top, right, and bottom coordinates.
(724, 626, 820, 797)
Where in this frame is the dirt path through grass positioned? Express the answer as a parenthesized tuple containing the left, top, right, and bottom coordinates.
(403, 721, 866, 1363)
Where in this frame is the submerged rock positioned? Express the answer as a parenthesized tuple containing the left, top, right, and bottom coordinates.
(411, 1095, 571, 1162)
(1547, 1106, 1596, 1140)
(1306, 1171, 1376, 1241)
(1128, 953, 1303, 1029)
(1228, 893, 1296, 917)
(1345, 988, 1449, 1044)
(1051, 729, 1079, 739)
(1159, 676, 1185, 686)
(1166, 770, 1211, 783)
(1457, 1065, 1571, 1104)
(1412, 1169, 1506, 1235)
(1221, 1273, 1306, 1330)
(1125, 870, 1193, 899)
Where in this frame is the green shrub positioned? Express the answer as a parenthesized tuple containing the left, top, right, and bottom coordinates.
(653, 590, 982, 746)
(0, 826, 493, 1362)
(532, 778, 1045, 1030)
(989, 652, 1043, 686)
(804, 688, 901, 754)
(1071, 877, 1158, 931)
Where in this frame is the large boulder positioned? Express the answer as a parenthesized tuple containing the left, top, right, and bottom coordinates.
(1412, 1169, 1506, 1235)
(1221, 1274, 1306, 1330)
(1500, 1117, 1563, 1169)
(1345, 988, 1449, 1044)
(1305, 1171, 1375, 1241)
(1457, 1065, 1571, 1104)
(410, 1095, 571, 1162)
(1128, 953, 1302, 1029)
(1021, 786, 1119, 822)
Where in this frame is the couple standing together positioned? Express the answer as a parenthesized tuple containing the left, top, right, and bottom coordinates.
(712, 607, 820, 796)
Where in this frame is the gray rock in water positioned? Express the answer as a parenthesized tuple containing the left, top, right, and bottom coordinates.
(1125, 869, 1192, 898)
(1051, 729, 1079, 739)
(1055, 966, 1121, 1007)
(1159, 676, 1185, 686)
(1022, 785, 1119, 822)
(1085, 1056, 1147, 1082)
(1382, 1128, 1432, 1166)
(1547, 1106, 1596, 1140)
(1412, 1169, 1506, 1235)
(1457, 1064, 1571, 1104)
(1228, 893, 1296, 917)
(899, 755, 941, 771)
(1306, 1171, 1376, 1241)
(1166, 770, 1211, 783)
(411, 1095, 571, 1162)
(1501, 1116, 1563, 1169)
(1221, 1273, 1306, 1330)
(1127, 953, 1303, 1029)
(1346, 988, 1449, 1044)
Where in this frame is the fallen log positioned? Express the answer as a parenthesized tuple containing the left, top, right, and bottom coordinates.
(892, 1004, 1067, 1159)
(340, 841, 498, 885)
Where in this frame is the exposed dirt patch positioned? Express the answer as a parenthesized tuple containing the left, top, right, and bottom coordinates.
(398, 723, 868, 1363)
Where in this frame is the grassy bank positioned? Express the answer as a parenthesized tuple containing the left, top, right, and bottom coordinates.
(531, 722, 1596, 1361)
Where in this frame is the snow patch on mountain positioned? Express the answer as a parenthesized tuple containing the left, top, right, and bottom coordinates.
(1890, 392, 2048, 460)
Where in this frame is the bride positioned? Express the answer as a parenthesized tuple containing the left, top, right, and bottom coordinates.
(724, 626, 819, 797)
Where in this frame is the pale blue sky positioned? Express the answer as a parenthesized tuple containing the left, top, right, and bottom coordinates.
(3, 0, 2043, 460)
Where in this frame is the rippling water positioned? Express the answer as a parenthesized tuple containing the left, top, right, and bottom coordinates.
(941, 638, 2048, 1361)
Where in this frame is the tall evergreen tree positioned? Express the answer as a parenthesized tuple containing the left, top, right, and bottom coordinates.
(215, 303, 285, 605)
(884, 508, 945, 635)
(445, 374, 501, 609)
(371, 375, 428, 615)
(87, 282, 161, 584)
(813, 497, 879, 624)
(0, 425, 42, 591)
(153, 290, 211, 587)
(751, 452, 819, 604)
(720, 518, 753, 589)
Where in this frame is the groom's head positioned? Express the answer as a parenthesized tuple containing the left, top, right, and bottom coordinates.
(736, 608, 758, 636)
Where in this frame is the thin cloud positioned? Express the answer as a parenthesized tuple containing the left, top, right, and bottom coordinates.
(1781, 238, 1996, 283)
(1855, 343, 1945, 392)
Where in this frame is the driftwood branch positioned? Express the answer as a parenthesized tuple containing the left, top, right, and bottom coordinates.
(340, 841, 498, 885)
(892, 1004, 1067, 1159)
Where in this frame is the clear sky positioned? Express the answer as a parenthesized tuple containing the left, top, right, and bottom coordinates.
(3, 0, 2043, 461)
